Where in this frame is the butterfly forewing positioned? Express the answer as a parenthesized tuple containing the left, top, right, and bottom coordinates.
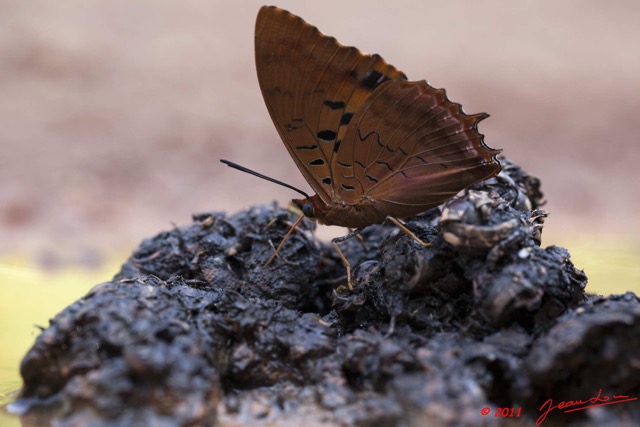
(255, 6, 407, 203)
(256, 6, 501, 225)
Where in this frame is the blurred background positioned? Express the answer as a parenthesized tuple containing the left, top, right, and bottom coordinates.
(1, 0, 639, 417)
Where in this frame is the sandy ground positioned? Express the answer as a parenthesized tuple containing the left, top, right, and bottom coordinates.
(1, 0, 639, 268)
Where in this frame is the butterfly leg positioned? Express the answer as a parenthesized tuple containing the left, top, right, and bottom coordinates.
(385, 216, 431, 247)
(331, 228, 364, 290)
(350, 228, 368, 252)
(263, 214, 305, 267)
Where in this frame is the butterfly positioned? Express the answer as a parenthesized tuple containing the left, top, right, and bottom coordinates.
(223, 6, 501, 287)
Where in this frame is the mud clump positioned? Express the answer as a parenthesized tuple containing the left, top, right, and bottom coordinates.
(13, 158, 640, 426)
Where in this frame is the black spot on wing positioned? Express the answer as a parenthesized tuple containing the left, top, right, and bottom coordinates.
(295, 145, 318, 151)
(341, 184, 355, 191)
(376, 161, 393, 172)
(309, 159, 325, 166)
(286, 118, 305, 132)
(333, 140, 341, 153)
(323, 100, 345, 110)
(322, 177, 332, 185)
(317, 130, 337, 141)
(340, 112, 354, 126)
(354, 160, 366, 168)
(337, 162, 351, 168)
(365, 174, 379, 183)
(357, 129, 384, 147)
(361, 70, 390, 90)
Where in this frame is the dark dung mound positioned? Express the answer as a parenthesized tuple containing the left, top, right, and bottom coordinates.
(13, 158, 640, 426)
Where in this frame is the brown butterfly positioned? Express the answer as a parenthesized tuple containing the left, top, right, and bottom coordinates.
(223, 6, 501, 286)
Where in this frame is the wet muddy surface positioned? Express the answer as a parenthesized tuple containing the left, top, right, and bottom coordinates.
(11, 159, 640, 426)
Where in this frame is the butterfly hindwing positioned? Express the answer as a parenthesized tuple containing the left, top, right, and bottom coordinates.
(335, 79, 500, 210)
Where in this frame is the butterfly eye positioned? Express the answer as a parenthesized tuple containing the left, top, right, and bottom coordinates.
(302, 203, 315, 218)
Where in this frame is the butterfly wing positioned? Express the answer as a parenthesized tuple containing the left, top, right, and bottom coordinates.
(255, 6, 407, 204)
(334, 78, 501, 216)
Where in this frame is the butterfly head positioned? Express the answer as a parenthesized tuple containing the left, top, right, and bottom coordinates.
(292, 196, 322, 220)
(292, 194, 368, 228)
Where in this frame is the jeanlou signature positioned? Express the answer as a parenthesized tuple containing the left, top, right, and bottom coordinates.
(536, 389, 637, 425)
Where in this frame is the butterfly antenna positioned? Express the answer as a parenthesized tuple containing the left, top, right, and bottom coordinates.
(220, 159, 310, 199)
